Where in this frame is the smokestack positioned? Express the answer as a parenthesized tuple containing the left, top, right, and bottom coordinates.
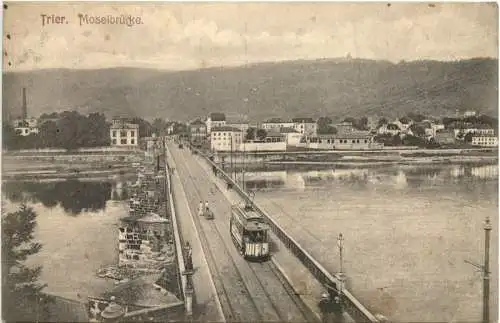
(21, 87, 27, 120)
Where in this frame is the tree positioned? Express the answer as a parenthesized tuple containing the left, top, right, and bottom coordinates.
(357, 117, 369, 130)
(38, 120, 58, 148)
(246, 127, 257, 141)
(464, 132, 474, 143)
(322, 126, 337, 135)
(2, 205, 52, 322)
(130, 117, 153, 138)
(152, 118, 168, 136)
(256, 128, 267, 141)
(56, 113, 80, 150)
(87, 113, 110, 147)
(409, 124, 426, 137)
(2, 122, 19, 150)
(407, 113, 426, 123)
(317, 117, 333, 134)
(402, 134, 427, 147)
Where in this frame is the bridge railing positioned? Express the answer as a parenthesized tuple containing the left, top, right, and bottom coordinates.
(165, 151, 186, 302)
(197, 149, 380, 323)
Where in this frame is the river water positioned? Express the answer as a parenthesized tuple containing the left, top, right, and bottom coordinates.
(240, 162, 498, 322)
(2, 163, 497, 322)
(1, 179, 132, 300)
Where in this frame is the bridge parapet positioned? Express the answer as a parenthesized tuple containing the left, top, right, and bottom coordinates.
(197, 149, 380, 323)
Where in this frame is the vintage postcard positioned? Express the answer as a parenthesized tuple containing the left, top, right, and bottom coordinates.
(1, 2, 498, 323)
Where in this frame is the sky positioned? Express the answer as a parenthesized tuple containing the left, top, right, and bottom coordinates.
(3, 2, 498, 71)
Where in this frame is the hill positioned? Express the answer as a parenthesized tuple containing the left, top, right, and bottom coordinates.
(3, 58, 498, 122)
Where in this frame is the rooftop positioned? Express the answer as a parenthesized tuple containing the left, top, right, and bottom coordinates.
(264, 118, 290, 123)
(319, 132, 373, 139)
(472, 134, 497, 138)
(209, 112, 226, 121)
(111, 122, 139, 130)
(387, 123, 401, 130)
(292, 117, 315, 123)
(211, 126, 242, 132)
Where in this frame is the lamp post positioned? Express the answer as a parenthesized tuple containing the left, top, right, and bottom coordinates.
(465, 216, 492, 323)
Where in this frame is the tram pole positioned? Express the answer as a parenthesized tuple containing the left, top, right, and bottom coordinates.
(337, 233, 344, 274)
(464, 216, 492, 323)
(242, 142, 246, 191)
(230, 133, 234, 181)
(483, 216, 491, 323)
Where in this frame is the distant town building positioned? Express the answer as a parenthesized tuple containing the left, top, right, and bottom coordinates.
(378, 123, 401, 136)
(110, 118, 139, 146)
(301, 132, 379, 150)
(225, 121, 250, 133)
(189, 119, 208, 147)
(388, 117, 413, 134)
(205, 112, 226, 134)
(280, 127, 302, 146)
(264, 130, 286, 143)
(292, 117, 317, 136)
(260, 118, 295, 131)
(471, 134, 498, 147)
(210, 126, 243, 151)
(464, 110, 478, 117)
(453, 125, 495, 138)
(336, 121, 355, 135)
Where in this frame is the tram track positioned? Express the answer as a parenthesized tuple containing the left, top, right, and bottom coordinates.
(192, 153, 321, 323)
(170, 143, 313, 322)
(174, 148, 261, 322)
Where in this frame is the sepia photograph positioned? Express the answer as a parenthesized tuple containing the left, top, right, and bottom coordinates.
(1, 2, 498, 322)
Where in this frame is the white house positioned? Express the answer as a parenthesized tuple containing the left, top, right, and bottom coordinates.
(453, 125, 495, 138)
(280, 127, 303, 146)
(464, 110, 478, 117)
(15, 126, 39, 136)
(12, 117, 39, 136)
(110, 118, 139, 146)
(210, 126, 243, 151)
(471, 134, 498, 147)
(205, 112, 226, 134)
(292, 117, 317, 136)
(299, 132, 379, 150)
(260, 118, 295, 131)
(378, 123, 401, 136)
(392, 117, 413, 133)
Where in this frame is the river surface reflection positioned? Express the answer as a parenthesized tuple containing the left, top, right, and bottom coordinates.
(241, 163, 498, 322)
(1, 179, 134, 300)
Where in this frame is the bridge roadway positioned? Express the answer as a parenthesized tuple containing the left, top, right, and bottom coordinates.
(168, 142, 317, 322)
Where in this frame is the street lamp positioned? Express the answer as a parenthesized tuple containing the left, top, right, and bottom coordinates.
(465, 216, 492, 323)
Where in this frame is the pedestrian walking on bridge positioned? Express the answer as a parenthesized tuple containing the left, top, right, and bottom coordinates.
(198, 201, 204, 216)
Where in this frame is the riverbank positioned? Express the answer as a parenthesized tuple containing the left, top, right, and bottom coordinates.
(209, 147, 498, 167)
(2, 155, 138, 181)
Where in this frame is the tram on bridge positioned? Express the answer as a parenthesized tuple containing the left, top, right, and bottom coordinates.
(230, 203, 270, 261)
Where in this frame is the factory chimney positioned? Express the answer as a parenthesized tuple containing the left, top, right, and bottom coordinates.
(21, 87, 27, 120)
